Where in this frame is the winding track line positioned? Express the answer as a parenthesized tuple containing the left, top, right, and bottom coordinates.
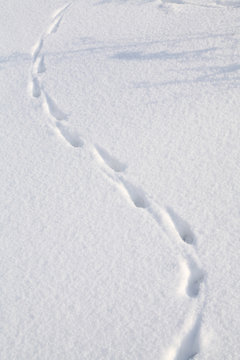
(29, 3, 207, 358)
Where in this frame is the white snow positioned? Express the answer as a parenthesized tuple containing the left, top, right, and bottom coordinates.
(1, 0, 240, 359)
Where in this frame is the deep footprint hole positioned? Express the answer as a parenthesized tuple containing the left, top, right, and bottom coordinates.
(95, 145, 126, 173)
(120, 179, 149, 209)
(182, 234, 194, 244)
(167, 207, 196, 245)
(132, 194, 149, 208)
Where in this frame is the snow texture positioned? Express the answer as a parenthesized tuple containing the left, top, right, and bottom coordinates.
(0, 0, 240, 359)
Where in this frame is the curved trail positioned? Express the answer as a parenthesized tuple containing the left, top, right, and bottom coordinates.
(29, 3, 207, 359)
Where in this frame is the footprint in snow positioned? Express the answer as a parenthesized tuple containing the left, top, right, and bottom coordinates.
(119, 178, 150, 208)
(166, 207, 196, 245)
(32, 38, 43, 63)
(43, 91, 67, 121)
(31, 77, 41, 98)
(37, 55, 46, 74)
(94, 144, 127, 173)
(55, 122, 84, 148)
(179, 257, 204, 298)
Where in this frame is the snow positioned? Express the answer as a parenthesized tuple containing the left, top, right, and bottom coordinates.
(0, 0, 240, 359)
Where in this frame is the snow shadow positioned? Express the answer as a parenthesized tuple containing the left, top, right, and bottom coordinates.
(216, 0, 240, 7)
(0, 52, 30, 66)
(112, 47, 217, 62)
(96, 0, 154, 4)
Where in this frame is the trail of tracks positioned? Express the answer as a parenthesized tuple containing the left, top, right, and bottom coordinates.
(29, 3, 206, 359)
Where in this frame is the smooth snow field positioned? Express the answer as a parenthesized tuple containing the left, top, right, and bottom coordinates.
(1, 0, 240, 359)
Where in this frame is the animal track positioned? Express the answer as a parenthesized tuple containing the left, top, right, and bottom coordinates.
(102, 171, 150, 208)
(43, 91, 67, 121)
(52, 3, 72, 19)
(105, 172, 206, 357)
(32, 38, 43, 63)
(169, 315, 202, 360)
(165, 207, 196, 244)
(29, 4, 206, 359)
(119, 178, 150, 208)
(55, 122, 84, 148)
(47, 16, 63, 35)
(102, 171, 205, 358)
(186, 261, 204, 299)
(94, 145, 126, 172)
(37, 55, 46, 73)
(30, 4, 70, 128)
(31, 77, 41, 98)
(179, 258, 204, 298)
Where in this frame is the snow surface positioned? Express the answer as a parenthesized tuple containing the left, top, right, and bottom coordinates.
(1, 0, 240, 359)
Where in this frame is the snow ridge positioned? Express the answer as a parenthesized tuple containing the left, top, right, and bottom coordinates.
(29, 4, 206, 358)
